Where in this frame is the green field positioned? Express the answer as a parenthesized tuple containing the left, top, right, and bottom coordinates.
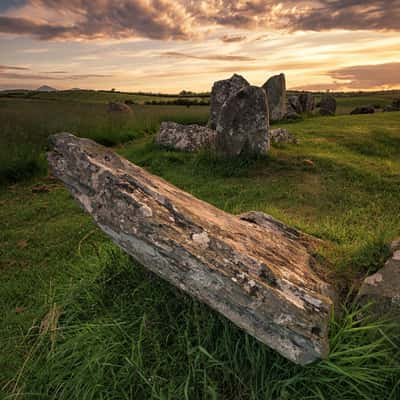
(1, 93, 400, 399)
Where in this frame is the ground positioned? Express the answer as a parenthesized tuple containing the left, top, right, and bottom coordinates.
(1, 92, 400, 399)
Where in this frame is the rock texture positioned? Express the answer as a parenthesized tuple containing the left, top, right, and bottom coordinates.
(208, 74, 250, 129)
(350, 106, 375, 115)
(216, 86, 270, 156)
(383, 99, 400, 112)
(358, 238, 400, 318)
(48, 133, 336, 365)
(287, 93, 314, 115)
(270, 128, 298, 144)
(263, 73, 286, 122)
(107, 102, 132, 113)
(156, 122, 216, 152)
(319, 94, 336, 116)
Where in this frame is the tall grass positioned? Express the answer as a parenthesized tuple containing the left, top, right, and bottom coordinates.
(6, 247, 399, 400)
(0, 99, 208, 184)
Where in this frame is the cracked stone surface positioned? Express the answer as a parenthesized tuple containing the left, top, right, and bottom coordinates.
(48, 133, 337, 365)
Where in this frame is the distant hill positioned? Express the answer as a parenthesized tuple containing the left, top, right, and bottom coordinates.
(36, 85, 57, 92)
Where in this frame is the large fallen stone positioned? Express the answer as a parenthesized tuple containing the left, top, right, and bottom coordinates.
(216, 85, 270, 156)
(208, 74, 249, 129)
(156, 122, 216, 152)
(263, 73, 286, 122)
(358, 238, 400, 318)
(48, 133, 336, 365)
(319, 94, 336, 116)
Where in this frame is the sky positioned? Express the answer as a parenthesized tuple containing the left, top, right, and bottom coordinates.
(0, 0, 399, 93)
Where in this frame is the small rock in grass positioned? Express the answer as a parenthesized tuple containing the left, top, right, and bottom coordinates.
(270, 128, 298, 144)
(350, 106, 375, 115)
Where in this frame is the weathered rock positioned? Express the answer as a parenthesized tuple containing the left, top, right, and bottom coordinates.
(298, 93, 315, 113)
(384, 105, 396, 112)
(270, 128, 298, 144)
(319, 94, 336, 116)
(358, 238, 400, 318)
(208, 74, 250, 129)
(107, 102, 132, 113)
(156, 122, 216, 152)
(216, 86, 269, 156)
(384, 99, 400, 112)
(350, 106, 375, 115)
(263, 73, 286, 122)
(288, 95, 302, 114)
(48, 133, 336, 365)
(287, 93, 314, 114)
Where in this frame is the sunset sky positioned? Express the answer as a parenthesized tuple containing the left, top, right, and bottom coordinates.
(0, 0, 399, 93)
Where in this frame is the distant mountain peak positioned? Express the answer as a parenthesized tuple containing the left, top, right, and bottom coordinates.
(36, 85, 57, 92)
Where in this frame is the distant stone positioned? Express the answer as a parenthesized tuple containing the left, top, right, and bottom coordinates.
(287, 93, 314, 114)
(107, 102, 132, 113)
(298, 93, 315, 113)
(270, 128, 298, 144)
(262, 73, 286, 122)
(358, 238, 400, 319)
(384, 99, 400, 112)
(384, 105, 396, 112)
(350, 106, 375, 115)
(216, 85, 269, 156)
(319, 94, 336, 116)
(156, 122, 216, 152)
(208, 74, 250, 129)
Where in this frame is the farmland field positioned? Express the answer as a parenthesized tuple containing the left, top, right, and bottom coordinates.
(1, 93, 400, 399)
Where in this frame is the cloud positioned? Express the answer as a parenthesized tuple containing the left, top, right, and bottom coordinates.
(328, 62, 400, 89)
(220, 34, 247, 43)
(0, 0, 399, 42)
(0, 71, 112, 80)
(160, 51, 255, 62)
(0, 64, 30, 71)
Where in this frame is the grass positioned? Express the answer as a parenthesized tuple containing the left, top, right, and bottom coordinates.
(1, 94, 400, 398)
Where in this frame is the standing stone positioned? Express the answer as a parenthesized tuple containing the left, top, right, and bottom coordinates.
(216, 86, 269, 156)
(263, 73, 286, 122)
(287, 96, 302, 114)
(156, 122, 216, 152)
(298, 93, 315, 113)
(319, 94, 336, 116)
(208, 74, 250, 129)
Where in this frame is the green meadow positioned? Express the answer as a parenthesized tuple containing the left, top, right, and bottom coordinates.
(1, 92, 400, 399)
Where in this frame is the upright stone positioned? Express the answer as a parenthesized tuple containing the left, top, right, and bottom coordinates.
(216, 86, 269, 156)
(319, 94, 336, 116)
(208, 74, 250, 129)
(298, 93, 315, 113)
(263, 73, 286, 122)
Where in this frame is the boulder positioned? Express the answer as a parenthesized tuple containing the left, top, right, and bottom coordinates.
(350, 106, 375, 115)
(319, 94, 336, 116)
(384, 99, 400, 112)
(156, 122, 216, 152)
(262, 73, 286, 122)
(358, 238, 400, 318)
(298, 93, 315, 113)
(107, 102, 132, 113)
(270, 128, 298, 144)
(288, 93, 314, 114)
(216, 85, 270, 156)
(48, 133, 337, 365)
(208, 74, 250, 129)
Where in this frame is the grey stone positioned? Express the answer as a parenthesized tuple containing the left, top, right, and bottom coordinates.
(208, 74, 249, 129)
(270, 128, 298, 144)
(48, 133, 337, 365)
(156, 122, 216, 152)
(107, 102, 132, 113)
(288, 95, 302, 114)
(350, 106, 375, 115)
(358, 238, 400, 319)
(263, 73, 286, 122)
(298, 93, 315, 113)
(319, 94, 336, 116)
(216, 85, 270, 156)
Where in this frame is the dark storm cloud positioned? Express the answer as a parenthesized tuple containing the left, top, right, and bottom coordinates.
(160, 51, 255, 62)
(0, 0, 399, 42)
